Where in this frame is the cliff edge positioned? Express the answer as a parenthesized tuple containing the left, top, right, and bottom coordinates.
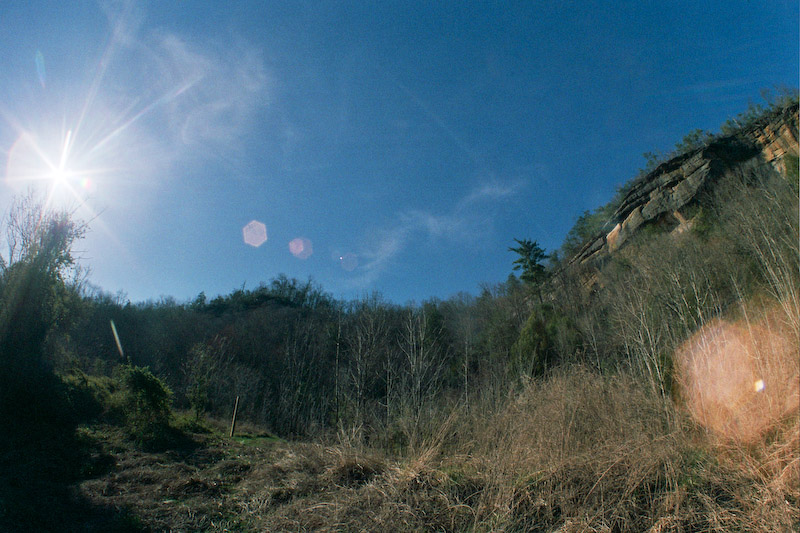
(570, 103, 799, 268)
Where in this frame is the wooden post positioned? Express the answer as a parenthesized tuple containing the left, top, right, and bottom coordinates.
(229, 395, 240, 437)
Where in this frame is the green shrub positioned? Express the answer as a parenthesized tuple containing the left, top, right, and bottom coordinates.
(511, 304, 577, 378)
(113, 364, 173, 443)
(684, 203, 716, 238)
(61, 370, 117, 422)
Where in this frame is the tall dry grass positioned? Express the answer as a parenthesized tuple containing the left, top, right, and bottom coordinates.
(113, 361, 796, 531)
(453, 367, 683, 531)
(672, 301, 800, 530)
(409, 360, 798, 531)
(248, 368, 693, 530)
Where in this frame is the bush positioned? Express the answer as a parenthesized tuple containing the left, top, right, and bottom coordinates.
(61, 370, 117, 422)
(113, 364, 173, 443)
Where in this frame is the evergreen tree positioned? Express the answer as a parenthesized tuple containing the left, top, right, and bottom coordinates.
(509, 238, 547, 286)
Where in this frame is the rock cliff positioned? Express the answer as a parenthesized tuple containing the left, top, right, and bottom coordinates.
(570, 103, 799, 268)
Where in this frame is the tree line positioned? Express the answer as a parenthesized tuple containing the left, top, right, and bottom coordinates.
(1, 97, 797, 452)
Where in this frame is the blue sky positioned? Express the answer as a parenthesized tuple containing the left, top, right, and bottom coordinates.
(1, 1, 797, 304)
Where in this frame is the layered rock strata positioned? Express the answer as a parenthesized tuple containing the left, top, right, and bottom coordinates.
(570, 103, 799, 268)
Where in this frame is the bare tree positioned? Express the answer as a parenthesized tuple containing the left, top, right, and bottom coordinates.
(342, 293, 390, 436)
(441, 293, 479, 410)
(396, 305, 447, 448)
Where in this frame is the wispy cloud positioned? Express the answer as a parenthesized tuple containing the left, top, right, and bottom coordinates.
(400, 210, 465, 238)
(355, 227, 408, 287)
(144, 32, 270, 151)
(458, 179, 524, 209)
(87, 1, 271, 176)
(347, 179, 525, 289)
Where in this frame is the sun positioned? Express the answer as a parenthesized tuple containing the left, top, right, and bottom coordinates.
(2, 12, 208, 220)
(4, 124, 102, 212)
(2, 69, 185, 214)
(51, 165, 71, 183)
(48, 163, 80, 202)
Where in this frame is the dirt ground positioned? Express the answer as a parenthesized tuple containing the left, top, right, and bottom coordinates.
(76, 425, 402, 532)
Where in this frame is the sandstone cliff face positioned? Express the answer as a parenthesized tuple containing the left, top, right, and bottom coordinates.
(570, 103, 799, 268)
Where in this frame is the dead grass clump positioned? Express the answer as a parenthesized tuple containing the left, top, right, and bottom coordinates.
(235, 441, 394, 527)
(459, 366, 683, 531)
(236, 443, 327, 508)
(165, 476, 225, 498)
(323, 447, 385, 487)
(691, 417, 800, 531)
(208, 458, 252, 482)
(243, 439, 479, 531)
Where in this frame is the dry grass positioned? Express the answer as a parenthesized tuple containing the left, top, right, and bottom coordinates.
(453, 368, 682, 531)
(71, 358, 798, 532)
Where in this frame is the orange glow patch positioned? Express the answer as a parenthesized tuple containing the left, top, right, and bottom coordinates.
(675, 309, 799, 443)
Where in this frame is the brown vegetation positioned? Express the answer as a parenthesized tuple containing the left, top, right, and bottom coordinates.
(72, 366, 798, 531)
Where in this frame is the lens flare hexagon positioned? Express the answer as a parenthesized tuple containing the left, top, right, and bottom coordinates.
(289, 237, 313, 259)
(242, 220, 267, 247)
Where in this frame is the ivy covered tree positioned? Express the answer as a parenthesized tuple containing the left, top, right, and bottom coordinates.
(0, 194, 85, 367)
(0, 192, 86, 432)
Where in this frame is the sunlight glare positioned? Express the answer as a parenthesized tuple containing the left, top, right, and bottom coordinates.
(4, 127, 92, 210)
(676, 309, 799, 443)
(4, 16, 205, 220)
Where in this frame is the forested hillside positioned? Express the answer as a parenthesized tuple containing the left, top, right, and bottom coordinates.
(1, 97, 798, 531)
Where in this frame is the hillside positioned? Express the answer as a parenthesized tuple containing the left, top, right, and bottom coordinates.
(1, 100, 798, 531)
(572, 102, 798, 269)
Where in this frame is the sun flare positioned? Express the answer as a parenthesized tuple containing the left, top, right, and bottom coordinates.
(5, 127, 91, 210)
